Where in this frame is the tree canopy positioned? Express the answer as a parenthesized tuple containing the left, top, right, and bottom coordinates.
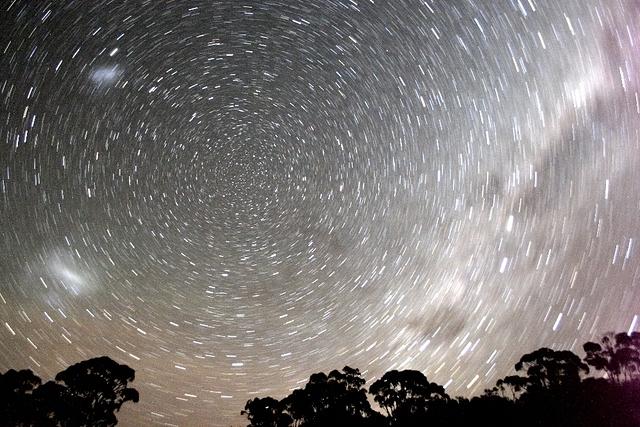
(244, 366, 380, 427)
(0, 356, 138, 426)
(1, 333, 639, 426)
(369, 369, 448, 422)
(583, 332, 640, 382)
(513, 347, 589, 392)
(242, 332, 640, 427)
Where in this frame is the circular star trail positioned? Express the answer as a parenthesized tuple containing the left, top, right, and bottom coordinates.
(2, 1, 640, 425)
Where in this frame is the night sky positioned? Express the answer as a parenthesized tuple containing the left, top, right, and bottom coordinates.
(2, 0, 640, 425)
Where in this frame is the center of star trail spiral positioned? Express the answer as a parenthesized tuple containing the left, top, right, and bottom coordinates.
(1, 1, 640, 425)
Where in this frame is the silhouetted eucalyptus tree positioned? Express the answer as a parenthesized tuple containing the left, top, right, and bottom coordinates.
(495, 375, 530, 400)
(0, 356, 138, 426)
(242, 396, 292, 427)
(31, 381, 79, 426)
(0, 369, 41, 425)
(55, 356, 139, 426)
(369, 369, 448, 424)
(584, 332, 640, 383)
(278, 366, 375, 426)
(514, 347, 589, 392)
(240, 334, 640, 427)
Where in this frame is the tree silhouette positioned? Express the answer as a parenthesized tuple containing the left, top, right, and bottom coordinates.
(495, 375, 530, 400)
(279, 366, 375, 426)
(514, 347, 589, 392)
(241, 335, 640, 427)
(368, 369, 448, 424)
(0, 356, 138, 426)
(242, 396, 292, 427)
(0, 369, 41, 425)
(325, 366, 372, 418)
(55, 356, 139, 426)
(31, 380, 80, 426)
(279, 388, 309, 427)
(584, 332, 640, 383)
(584, 341, 612, 377)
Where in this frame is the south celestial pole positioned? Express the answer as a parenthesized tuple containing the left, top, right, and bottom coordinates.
(1, 1, 640, 425)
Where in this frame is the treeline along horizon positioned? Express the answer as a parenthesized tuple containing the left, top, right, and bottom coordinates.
(241, 331, 640, 427)
(1, 331, 639, 426)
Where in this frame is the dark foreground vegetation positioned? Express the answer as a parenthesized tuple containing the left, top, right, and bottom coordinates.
(0, 356, 138, 426)
(1, 332, 639, 426)
(242, 332, 640, 427)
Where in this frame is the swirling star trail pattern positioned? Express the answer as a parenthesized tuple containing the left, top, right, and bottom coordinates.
(2, 1, 640, 425)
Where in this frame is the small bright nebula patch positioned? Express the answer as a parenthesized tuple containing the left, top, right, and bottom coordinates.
(89, 65, 121, 85)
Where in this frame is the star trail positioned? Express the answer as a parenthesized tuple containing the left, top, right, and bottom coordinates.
(1, 1, 640, 425)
